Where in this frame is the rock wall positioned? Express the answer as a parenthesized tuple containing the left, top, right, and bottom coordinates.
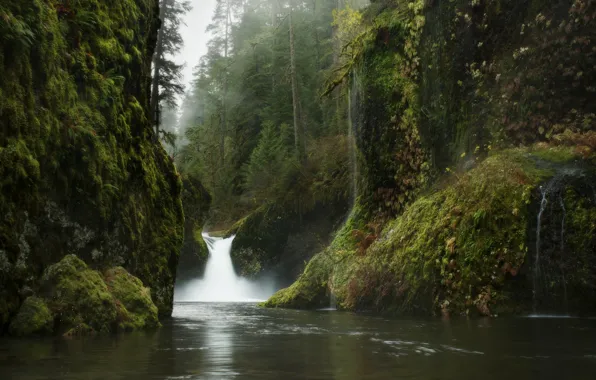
(0, 0, 186, 332)
(265, 0, 596, 316)
(176, 176, 211, 282)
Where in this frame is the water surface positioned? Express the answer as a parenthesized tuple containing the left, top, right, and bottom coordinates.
(2, 303, 596, 379)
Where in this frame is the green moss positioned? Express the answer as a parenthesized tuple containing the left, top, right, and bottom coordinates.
(104, 267, 160, 331)
(41, 255, 118, 333)
(529, 145, 581, 164)
(267, 149, 596, 315)
(352, 152, 535, 314)
(177, 176, 211, 282)
(262, 252, 333, 309)
(30, 255, 162, 335)
(63, 323, 95, 337)
(8, 297, 53, 336)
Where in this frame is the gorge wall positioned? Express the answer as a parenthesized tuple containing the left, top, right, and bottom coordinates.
(0, 0, 194, 334)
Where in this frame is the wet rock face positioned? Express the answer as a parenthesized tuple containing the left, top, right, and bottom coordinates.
(530, 169, 596, 314)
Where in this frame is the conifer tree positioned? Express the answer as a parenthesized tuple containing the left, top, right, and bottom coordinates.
(150, 0, 192, 141)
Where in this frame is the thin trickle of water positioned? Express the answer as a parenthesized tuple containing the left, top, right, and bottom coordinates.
(329, 292, 337, 311)
(534, 182, 550, 311)
(174, 234, 275, 302)
(532, 167, 586, 313)
(558, 193, 568, 312)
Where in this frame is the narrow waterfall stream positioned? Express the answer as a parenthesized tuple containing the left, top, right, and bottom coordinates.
(530, 166, 595, 315)
(174, 234, 275, 302)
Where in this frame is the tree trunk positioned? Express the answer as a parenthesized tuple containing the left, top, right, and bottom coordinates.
(150, 0, 167, 141)
(220, 0, 231, 167)
(289, 4, 304, 162)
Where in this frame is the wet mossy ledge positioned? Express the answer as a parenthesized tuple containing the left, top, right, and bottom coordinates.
(0, 0, 202, 334)
(264, 147, 596, 316)
(9, 255, 159, 336)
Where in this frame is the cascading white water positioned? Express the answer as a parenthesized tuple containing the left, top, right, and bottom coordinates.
(174, 233, 276, 302)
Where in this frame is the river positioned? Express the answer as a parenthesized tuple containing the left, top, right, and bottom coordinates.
(1, 302, 596, 379)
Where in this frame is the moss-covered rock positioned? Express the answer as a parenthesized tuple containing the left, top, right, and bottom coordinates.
(6, 254, 163, 336)
(63, 323, 96, 337)
(41, 255, 119, 333)
(265, 148, 596, 316)
(8, 297, 53, 336)
(104, 267, 160, 330)
(227, 202, 348, 283)
(262, 252, 334, 309)
(266, 0, 596, 317)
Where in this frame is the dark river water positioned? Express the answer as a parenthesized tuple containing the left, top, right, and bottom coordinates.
(2, 302, 596, 379)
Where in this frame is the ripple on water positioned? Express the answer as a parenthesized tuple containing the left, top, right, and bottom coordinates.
(441, 345, 484, 355)
(372, 338, 484, 357)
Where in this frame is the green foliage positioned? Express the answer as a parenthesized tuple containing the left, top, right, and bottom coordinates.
(243, 122, 294, 203)
(153, 0, 192, 138)
(176, 0, 351, 231)
(0, 7, 36, 49)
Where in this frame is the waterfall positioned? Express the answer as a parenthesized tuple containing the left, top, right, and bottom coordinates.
(174, 234, 275, 302)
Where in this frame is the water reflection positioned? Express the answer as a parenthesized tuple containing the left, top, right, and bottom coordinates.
(203, 311, 235, 378)
(1, 303, 596, 380)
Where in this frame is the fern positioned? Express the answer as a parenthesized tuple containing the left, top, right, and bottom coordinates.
(0, 9, 36, 49)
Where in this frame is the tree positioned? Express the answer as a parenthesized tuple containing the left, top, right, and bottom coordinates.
(150, 0, 191, 141)
(176, 0, 352, 220)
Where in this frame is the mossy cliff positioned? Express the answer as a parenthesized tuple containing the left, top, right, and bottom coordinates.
(0, 0, 192, 332)
(265, 0, 596, 315)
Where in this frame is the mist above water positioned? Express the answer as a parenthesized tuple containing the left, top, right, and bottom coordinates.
(174, 234, 276, 302)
